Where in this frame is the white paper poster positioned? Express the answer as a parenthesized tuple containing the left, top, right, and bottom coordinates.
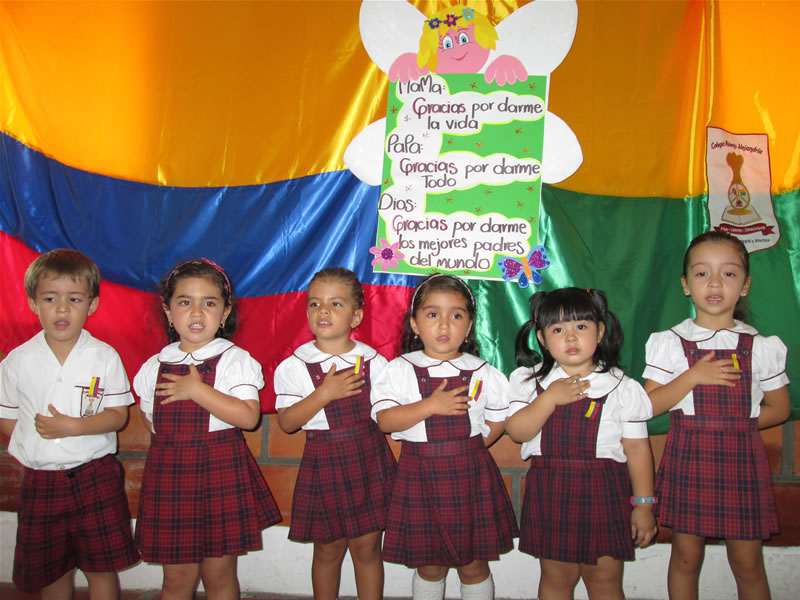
(706, 127, 779, 252)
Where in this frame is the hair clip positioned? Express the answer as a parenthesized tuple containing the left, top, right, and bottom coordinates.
(586, 288, 592, 293)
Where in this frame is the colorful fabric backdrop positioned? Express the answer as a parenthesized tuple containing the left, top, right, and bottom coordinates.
(1, 1, 798, 430)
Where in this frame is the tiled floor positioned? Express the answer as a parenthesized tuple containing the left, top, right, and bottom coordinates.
(0, 585, 303, 599)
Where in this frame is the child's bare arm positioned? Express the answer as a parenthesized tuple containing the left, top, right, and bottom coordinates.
(34, 405, 128, 439)
(645, 352, 740, 415)
(376, 380, 468, 433)
(156, 364, 261, 430)
(483, 419, 506, 447)
(623, 436, 657, 548)
(0, 417, 16, 438)
(758, 387, 790, 429)
(278, 365, 363, 433)
(506, 394, 554, 442)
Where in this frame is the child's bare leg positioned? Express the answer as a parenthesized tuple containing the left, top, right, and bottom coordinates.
(162, 562, 200, 600)
(538, 558, 580, 600)
(667, 532, 705, 600)
(348, 530, 384, 600)
(455, 558, 490, 584)
(312, 537, 348, 600)
(41, 569, 75, 600)
(580, 556, 624, 600)
(725, 539, 770, 600)
(84, 570, 120, 600)
(200, 555, 240, 600)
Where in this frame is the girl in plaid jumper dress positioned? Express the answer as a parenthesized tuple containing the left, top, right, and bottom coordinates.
(371, 274, 517, 600)
(134, 259, 281, 600)
(275, 268, 396, 600)
(644, 232, 790, 600)
(507, 287, 657, 600)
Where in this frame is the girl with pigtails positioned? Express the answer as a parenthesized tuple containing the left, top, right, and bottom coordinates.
(506, 287, 657, 600)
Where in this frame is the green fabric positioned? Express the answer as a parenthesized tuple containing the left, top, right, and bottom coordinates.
(470, 186, 800, 434)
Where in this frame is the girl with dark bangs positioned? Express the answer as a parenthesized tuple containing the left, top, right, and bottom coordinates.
(371, 274, 517, 600)
(507, 287, 656, 599)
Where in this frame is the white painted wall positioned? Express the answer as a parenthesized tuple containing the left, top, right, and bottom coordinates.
(1, 513, 798, 598)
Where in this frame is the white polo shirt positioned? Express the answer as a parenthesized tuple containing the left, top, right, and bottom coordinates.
(134, 338, 264, 432)
(274, 340, 387, 430)
(0, 330, 133, 470)
(643, 319, 789, 417)
(371, 351, 509, 442)
(508, 365, 652, 463)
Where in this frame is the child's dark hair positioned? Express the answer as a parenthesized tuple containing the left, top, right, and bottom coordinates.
(401, 274, 479, 355)
(308, 267, 364, 308)
(515, 287, 622, 379)
(24, 248, 101, 299)
(683, 231, 750, 321)
(159, 258, 238, 343)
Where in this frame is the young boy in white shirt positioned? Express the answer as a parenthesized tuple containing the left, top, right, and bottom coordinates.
(0, 248, 139, 598)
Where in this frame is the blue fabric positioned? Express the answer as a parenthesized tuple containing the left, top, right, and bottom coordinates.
(0, 132, 414, 297)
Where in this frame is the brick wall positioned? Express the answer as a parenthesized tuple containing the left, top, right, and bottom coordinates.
(1, 409, 799, 545)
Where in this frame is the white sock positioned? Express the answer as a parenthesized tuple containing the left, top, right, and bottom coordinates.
(413, 570, 446, 600)
(460, 574, 494, 600)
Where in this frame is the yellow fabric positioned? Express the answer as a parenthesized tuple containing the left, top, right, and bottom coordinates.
(1, 0, 798, 195)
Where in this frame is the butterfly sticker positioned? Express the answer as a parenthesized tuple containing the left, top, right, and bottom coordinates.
(498, 245, 550, 288)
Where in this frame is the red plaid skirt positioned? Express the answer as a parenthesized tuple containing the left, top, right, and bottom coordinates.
(289, 421, 396, 543)
(520, 456, 634, 564)
(14, 455, 139, 592)
(655, 413, 779, 539)
(135, 428, 281, 564)
(382, 435, 518, 567)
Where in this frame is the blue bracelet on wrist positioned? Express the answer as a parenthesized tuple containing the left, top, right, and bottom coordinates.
(630, 496, 658, 506)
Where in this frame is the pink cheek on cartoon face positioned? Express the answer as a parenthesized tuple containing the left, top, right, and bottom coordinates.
(435, 27, 491, 73)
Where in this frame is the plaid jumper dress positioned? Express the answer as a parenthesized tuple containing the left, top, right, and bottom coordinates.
(382, 362, 518, 567)
(654, 332, 779, 539)
(135, 352, 281, 563)
(288, 359, 396, 543)
(519, 380, 635, 564)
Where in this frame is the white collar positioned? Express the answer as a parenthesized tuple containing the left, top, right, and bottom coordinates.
(36, 328, 90, 354)
(402, 350, 485, 370)
(672, 318, 758, 341)
(293, 340, 376, 364)
(540, 364, 625, 398)
(158, 338, 234, 363)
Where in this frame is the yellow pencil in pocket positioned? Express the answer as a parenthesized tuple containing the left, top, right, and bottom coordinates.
(731, 353, 740, 370)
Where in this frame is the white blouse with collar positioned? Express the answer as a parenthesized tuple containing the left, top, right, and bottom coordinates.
(134, 338, 264, 432)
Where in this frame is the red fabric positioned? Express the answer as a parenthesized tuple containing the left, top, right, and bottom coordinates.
(14, 455, 138, 592)
(414, 365, 475, 441)
(383, 436, 518, 567)
(1, 231, 411, 413)
(290, 421, 396, 543)
(538, 379, 608, 459)
(306, 359, 373, 429)
(520, 456, 634, 564)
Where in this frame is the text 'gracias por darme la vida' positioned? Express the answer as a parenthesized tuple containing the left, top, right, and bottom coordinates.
(377, 74, 545, 273)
